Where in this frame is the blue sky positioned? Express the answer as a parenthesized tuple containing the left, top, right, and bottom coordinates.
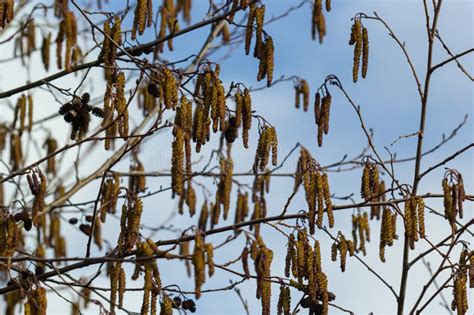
(0, 0, 472, 314)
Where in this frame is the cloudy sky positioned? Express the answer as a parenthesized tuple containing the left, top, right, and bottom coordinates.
(0, 0, 472, 314)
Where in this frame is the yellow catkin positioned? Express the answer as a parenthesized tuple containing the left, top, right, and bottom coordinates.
(362, 26, 369, 78)
(322, 173, 334, 228)
(41, 33, 51, 71)
(244, 4, 256, 55)
(321, 92, 331, 135)
(351, 19, 362, 83)
(416, 196, 425, 238)
(141, 264, 152, 315)
(171, 128, 185, 197)
(331, 242, 338, 262)
(115, 72, 129, 138)
(296, 230, 306, 283)
(64, 11, 77, 70)
(265, 36, 274, 87)
(205, 243, 215, 277)
(316, 172, 324, 229)
(284, 235, 296, 278)
(308, 173, 316, 235)
(93, 217, 102, 250)
(162, 67, 179, 110)
(192, 232, 206, 299)
(339, 235, 348, 272)
(311, 0, 322, 41)
(159, 296, 173, 315)
(361, 163, 371, 200)
(198, 201, 208, 231)
(132, 0, 147, 39)
(242, 88, 252, 148)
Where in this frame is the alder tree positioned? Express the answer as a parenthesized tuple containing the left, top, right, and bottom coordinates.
(0, 0, 472, 314)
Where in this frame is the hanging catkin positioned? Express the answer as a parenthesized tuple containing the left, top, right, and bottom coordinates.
(132, 0, 153, 39)
(44, 137, 58, 175)
(253, 126, 278, 173)
(294, 79, 310, 111)
(192, 232, 206, 299)
(0, 0, 14, 29)
(361, 26, 369, 78)
(41, 33, 52, 71)
(350, 19, 363, 82)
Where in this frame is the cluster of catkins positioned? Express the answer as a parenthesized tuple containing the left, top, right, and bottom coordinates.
(132, 0, 192, 55)
(132, 0, 154, 40)
(253, 126, 278, 173)
(351, 211, 370, 256)
(295, 148, 333, 234)
(451, 249, 472, 315)
(191, 232, 215, 299)
(56, 9, 78, 70)
(442, 169, 466, 234)
(349, 17, 369, 82)
(100, 16, 122, 82)
(244, 4, 275, 86)
(13, 94, 33, 136)
(404, 196, 425, 250)
(4, 285, 48, 314)
(129, 156, 147, 194)
(234, 88, 253, 148)
(314, 90, 332, 147)
(249, 173, 271, 236)
(117, 193, 144, 255)
(285, 229, 332, 315)
(250, 236, 274, 315)
(331, 233, 355, 272)
(137, 79, 160, 116)
(13, 18, 36, 65)
(311, 0, 331, 43)
(102, 71, 129, 149)
(294, 79, 310, 112)
(360, 160, 380, 201)
(99, 174, 120, 222)
(379, 207, 398, 262)
(0, 208, 20, 259)
(27, 168, 47, 226)
(25, 286, 48, 315)
(136, 240, 163, 315)
(10, 94, 34, 165)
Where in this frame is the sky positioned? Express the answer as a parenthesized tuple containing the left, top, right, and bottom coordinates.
(0, 0, 473, 314)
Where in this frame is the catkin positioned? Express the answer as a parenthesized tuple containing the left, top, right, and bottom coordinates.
(416, 196, 425, 238)
(350, 19, 363, 83)
(171, 128, 185, 197)
(242, 88, 252, 148)
(0, 0, 14, 29)
(160, 296, 173, 315)
(192, 232, 206, 299)
(132, 0, 150, 39)
(361, 26, 369, 78)
(265, 36, 274, 87)
(115, 72, 129, 138)
(64, 11, 78, 70)
(253, 126, 278, 173)
(41, 33, 51, 71)
(322, 173, 334, 228)
(294, 80, 310, 112)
